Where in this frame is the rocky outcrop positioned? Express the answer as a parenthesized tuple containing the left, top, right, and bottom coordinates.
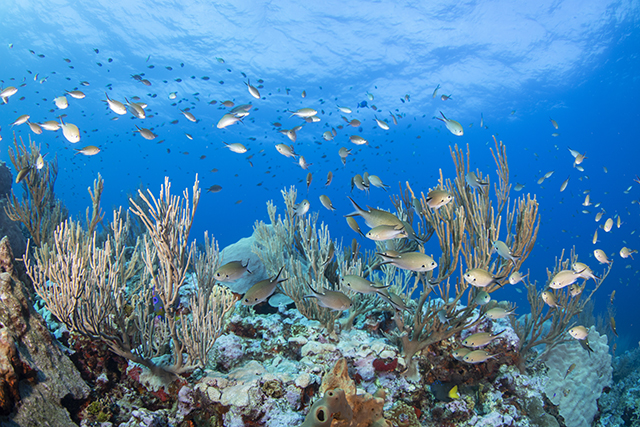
(0, 237, 89, 426)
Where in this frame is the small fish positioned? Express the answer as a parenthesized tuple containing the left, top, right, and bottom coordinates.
(603, 218, 613, 232)
(568, 325, 588, 340)
(594, 249, 612, 264)
(298, 155, 312, 170)
(35, 154, 45, 170)
(465, 172, 488, 192)
(295, 199, 310, 216)
(325, 171, 333, 187)
(15, 166, 31, 184)
(169, 92, 177, 100)
(290, 108, 317, 118)
(432, 84, 440, 98)
(550, 118, 559, 129)
(11, 114, 30, 126)
(340, 275, 387, 294)
(485, 307, 516, 320)
(564, 363, 576, 379)
(448, 385, 460, 400)
(242, 267, 287, 306)
(374, 116, 389, 130)
(346, 216, 365, 237)
(560, 176, 570, 192)
(319, 194, 334, 211)
(377, 251, 437, 272)
(217, 113, 241, 129)
(337, 105, 352, 114)
(462, 330, 505, 348)
(206, 185, 222, 193)
(620, 247, 636, 259)
(338, 147, 352, 165)
(322, 131, 334, 141)
(508, 271, 528, 285)
(514, 183, 525, 191)
(463, 350, 499, 364)
(59, 117, 80, 143)
(74, 145, 100, 156)
(434, 111, 463, 136)
(349, 135, 368, 145)
(610, 316, 618, 337)
(223, 142, 247, 153)
(492, 240, 520, 263)
(0, 86, 18, 103)
(541, 290, 560, 308)
(463, 268, 504, 287)
(303, 286, 352, 311)
(595, 211, 604, 222)
(441, 94, 452, 101)
(214, 260, 252, 282)
(275, 143, 296, 158)
(66, 90, 85, 99)
(471, 291, 491, 306)
(27, 121, 42, 135)
(426, 189, 453, 209)
(180, 109, 197, 122)
(368, 175, 390, 191)
(592, 229, 598, 244)
(245, 79, 260, 99)
(366, 225, 407, 241)
(125, 98, 146, 119)
(549, 269, 583, 289)
(572, 262, 597, 281)
(135, 125, 157, 140)
(569, 283, 583, 297)
(40, 120, 60, 131)
(451, 348, 471, 361)
(103, 92, 127, 115)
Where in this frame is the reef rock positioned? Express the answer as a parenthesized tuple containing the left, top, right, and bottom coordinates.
(220, 233, 267, 294)
(0, 237, 89, 426)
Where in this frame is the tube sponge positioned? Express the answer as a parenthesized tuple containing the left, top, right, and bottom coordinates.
(544, 326, 612, 427)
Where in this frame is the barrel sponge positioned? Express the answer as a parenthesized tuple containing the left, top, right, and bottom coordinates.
(544, 327, 612, 427)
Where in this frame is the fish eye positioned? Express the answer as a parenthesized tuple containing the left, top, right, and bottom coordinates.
(244, 298, 249, 303)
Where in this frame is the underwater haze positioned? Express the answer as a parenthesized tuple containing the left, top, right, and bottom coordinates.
(1, 0, 639, 349)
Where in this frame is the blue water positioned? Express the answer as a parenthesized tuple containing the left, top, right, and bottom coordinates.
(1, 1, 639, 349)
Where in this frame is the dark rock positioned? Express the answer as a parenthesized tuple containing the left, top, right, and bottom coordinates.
(0, 163, 11, 200)
(0, 238, 89, 426)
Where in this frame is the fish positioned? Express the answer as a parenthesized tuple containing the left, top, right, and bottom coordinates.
(541, 291, 560, 308)
(426, 189, 453, 209)
(451, 348, 471, 361)
(104, 92, 127, 115)
(377, 251, 437, 272)
(366, 225, 407, 241)
(337, 106, 352, 114)
(564, 363, 576, 379)
(390, 112, 398, 125)
(345, 197, 404, 229)
(59, 117, 80, 143)
(593, 249, 612, 264)
(0, 86, 18, 103)
(125, 98, 146, 119)
(15, 166, 31, 184)
(66, 90, 85, 99)
(74, 145, 100, 156)
(514, 183, 525, 191)
(295, 199, 310, 216)
(508, 271, 528, 285)
(374, 116, 389, 130)
(485, 307, 516, 320)
(610, 316, 618, 337)
(465, 172, 488, 192)
(582, 194, 591, 206)
(595, 211, 604, 222)
(349, 135, 368, 145)
(592, 230, 598, 244)
(434, 111, 463, 136)
(462, 330, 505, 348)
(303, 286, 352, 311)
(620, 247, 637, 259)
(368, 175, 390, 191)
(242, 267, 287, 306)
(275, 144, 297, 158)
(169, 92, 177, 100)
(40, 120, 60, 131)
(603, 218, 613, 232)
(222, 142, 248, 154)
(340, 275, 387, 294)
(217, 113, 241, 129)
(448, 385, 460, 400)
(462, 350, 499, 364)
(375, 289, 409, 312)
(35, 154, 45, 170)
(214, 260, 252, 282)
(322, 131, 334, 141)
(27, 121, 42, 135)
(463, 268, 505, 288)
(432, 84, 440, 98)
(569, 283, 583, 297)
(492, 240, 520, 263)
(550, 118, 559, 129)
(180, 109, 197, 122)
(206, 185, 222, 193)
(338, 147, 352, 165)
(319, 195, 335, 211)
(245, 79, 260, 99)
(571, 262, 597, 281)
(471, 291, 491, 306)
(549, 269, 583, 289)
(11, 114, 30, 126)
(325, 171, 333, 187)
(290, 108, 317, 118)
(568, 325, 588, 340)
(560, 176, 570, 192)
(135, 125, 157, 140)
(346, 217, 365, 237)
(441, 94, 452, 101)
(298, 156, 312, 170)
